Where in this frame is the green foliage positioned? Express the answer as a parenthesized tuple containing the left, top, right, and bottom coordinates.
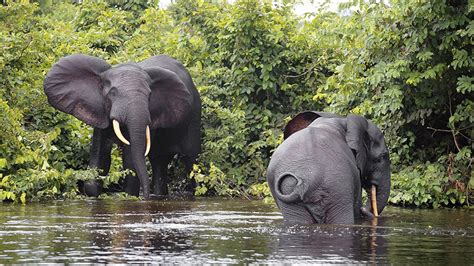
(98, 192, 140, 200)
(249, 182, 274, 203)
(1, 168, 94, 203)
(390, 158, 469, 208)
(1, 0, 472, 206)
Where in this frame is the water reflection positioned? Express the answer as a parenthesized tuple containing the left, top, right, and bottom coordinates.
(269, 218, 387, 263)
(1, 199, 473, 264)
(84, 200, 199, 263)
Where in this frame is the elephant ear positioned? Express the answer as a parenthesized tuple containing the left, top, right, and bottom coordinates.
(284, 111, 342, 139)
(284, 111, 321, 139)
(346, 114, 370, 176)
(44, 54, 111, 128)
(143, 67, 192, 129)
(367, 121, 388, 157)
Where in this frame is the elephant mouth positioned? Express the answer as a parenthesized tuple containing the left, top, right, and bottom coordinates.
(112, 119, 151, 156)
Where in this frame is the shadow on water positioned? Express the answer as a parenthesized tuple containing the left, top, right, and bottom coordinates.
(0, 198, 473, 264)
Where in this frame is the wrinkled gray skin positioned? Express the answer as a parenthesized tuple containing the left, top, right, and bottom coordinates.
(267, 112, 390, 224)
(44, 54, 201, 199)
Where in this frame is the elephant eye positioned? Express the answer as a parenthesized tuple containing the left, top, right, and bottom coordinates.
(107, 87, 118, 97)
(375, 153, 388, 163)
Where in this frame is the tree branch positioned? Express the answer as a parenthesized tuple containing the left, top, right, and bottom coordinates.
(447, 93, 462, 152)
(283, 65, 318, 78)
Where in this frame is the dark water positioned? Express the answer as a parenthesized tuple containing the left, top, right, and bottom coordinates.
(1, 198, 473, 264)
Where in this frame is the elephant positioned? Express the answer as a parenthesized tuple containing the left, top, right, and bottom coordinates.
(44, 54, 201, 199)
(266, 111, 391, 224)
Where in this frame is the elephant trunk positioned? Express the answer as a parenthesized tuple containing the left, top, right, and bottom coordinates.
(126, 104, 151, 199)
(364, 170, 391, 216)
(374, 171, 391, 215)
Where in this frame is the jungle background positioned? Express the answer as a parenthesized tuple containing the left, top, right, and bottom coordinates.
(0, 0, 472, 207)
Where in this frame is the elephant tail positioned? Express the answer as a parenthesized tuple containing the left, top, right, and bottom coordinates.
(274, 173, 306, 203)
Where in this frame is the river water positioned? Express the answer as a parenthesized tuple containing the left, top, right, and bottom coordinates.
(1, 198, 473, 264)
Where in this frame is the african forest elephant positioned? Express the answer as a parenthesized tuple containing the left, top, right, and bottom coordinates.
(266, 111, 391, 224)
(44, 54, 201, 199)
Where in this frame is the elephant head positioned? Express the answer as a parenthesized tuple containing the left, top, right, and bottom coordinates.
(280, 111, 391, 219)
(44, 54, 192, 199)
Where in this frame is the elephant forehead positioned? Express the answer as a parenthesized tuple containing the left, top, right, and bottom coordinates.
(112, 63, 142, 71)
(104, 74, 151, 98)
(105, 66, 151, 84)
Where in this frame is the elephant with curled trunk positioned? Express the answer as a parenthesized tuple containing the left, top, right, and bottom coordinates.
(44, 54, 201, 199)
(266, 111, 391, 224)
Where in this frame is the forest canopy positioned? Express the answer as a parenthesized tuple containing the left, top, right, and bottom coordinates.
(0, 0, 472, 207)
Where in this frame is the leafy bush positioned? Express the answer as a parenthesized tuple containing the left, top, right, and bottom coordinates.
(390, 157, 469, 208)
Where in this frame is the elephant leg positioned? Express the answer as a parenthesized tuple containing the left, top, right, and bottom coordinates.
(278, 200, 317, 225)
(122, 145, 141, 197)
(150, 155, 173, 196)
(325, 203, 355, 224)
(84, 127, 112, 197)
(181, 156, 196, 194)
(324, 189, 356, 224)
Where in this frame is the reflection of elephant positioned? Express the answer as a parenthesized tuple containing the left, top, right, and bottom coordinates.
(84, 201, 195, 264)
(44, 54, 201, 199)
(88, 201, 196, 263)
(266, 112, 391, 224)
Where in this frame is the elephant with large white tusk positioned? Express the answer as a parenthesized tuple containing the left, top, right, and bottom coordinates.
(44, 54, 201, 199)
(267, 111, 391, 224)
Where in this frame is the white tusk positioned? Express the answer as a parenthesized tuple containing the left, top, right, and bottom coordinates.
(113, 120, 130, 145)
(371, 185, 379, 217)
(145, 125, 151, 156)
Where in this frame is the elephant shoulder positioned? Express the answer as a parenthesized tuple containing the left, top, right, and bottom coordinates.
(139, 55, 176, 68)
(140, 56, 196, 96)
(139, 55, 187, 75)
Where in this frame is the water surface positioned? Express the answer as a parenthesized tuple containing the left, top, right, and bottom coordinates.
(1, 198, 473, 264)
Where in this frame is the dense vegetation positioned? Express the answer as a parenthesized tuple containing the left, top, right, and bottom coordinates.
(1, 0, 472, 207)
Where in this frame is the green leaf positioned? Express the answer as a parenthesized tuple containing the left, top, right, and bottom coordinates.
(416, 50, 433, 61)
(456, 75, 474, 94)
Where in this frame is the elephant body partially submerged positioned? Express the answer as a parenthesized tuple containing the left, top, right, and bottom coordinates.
(267, 112, 391, 224)
(44, 54, 201, 199)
